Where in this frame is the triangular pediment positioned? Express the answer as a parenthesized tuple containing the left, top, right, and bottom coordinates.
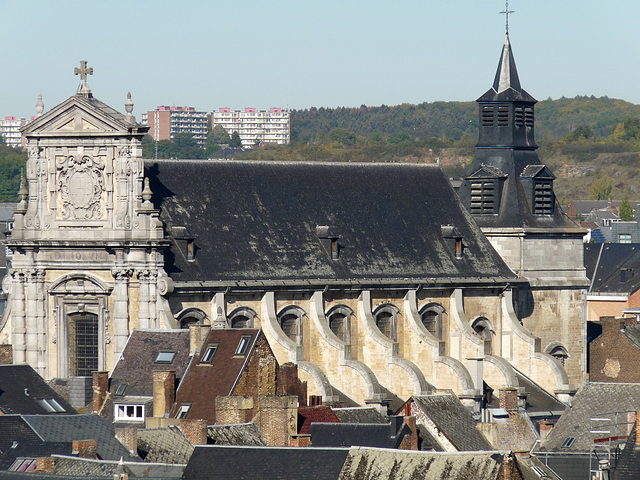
(466, 164, 507, 180)
(520, 165, 555, 180)
(23, 94, 137, 137)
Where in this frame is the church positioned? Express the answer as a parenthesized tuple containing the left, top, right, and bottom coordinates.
(0, 35, 587, 412)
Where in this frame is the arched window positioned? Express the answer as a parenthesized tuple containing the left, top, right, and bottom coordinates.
(419, 303, 445, 338)
(471, 317, 494, 341)
(546, 343, 569, 367)
(228, 307, 257, 329)
(326, 305, 354, 344)
(68, 312, 99, 377)
(278, 306, 305, 345)
(373, 304, 399, 341)
(177, 308, 208, 329)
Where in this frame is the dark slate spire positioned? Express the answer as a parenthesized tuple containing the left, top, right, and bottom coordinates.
(478, 35, 535, 103)
(456, 36, 576, 230)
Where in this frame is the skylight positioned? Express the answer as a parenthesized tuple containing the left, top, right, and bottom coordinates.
(155, 351, 176, 364)
(37, 398, 66, 413)
(235, 335, 251, 355)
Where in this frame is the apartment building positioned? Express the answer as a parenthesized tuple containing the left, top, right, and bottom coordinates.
(141, 106, 208, 145)
(0, 116, 29, 149)
(212, 107, 290, 148)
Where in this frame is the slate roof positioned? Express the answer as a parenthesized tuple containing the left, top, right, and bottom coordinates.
(621, 324, 640, 350)
(137, 427, 194, 464)
(515, 455, 563, 480)
(0, 203, 17, 223)
(207, 423, 266, 446)
(0, 442, 72, 470)
(110, 329, 191, 399)
(332, 407, 387, 424)
(307, 422, 408, 449)
(298, 406, 340, 434)
(170, 329, 263, 424)
(0, 414, 136, 462)
(182, 445, 349, 480)
(51, 455, 184, 478)
(540, 383, 640, 453)
(338, 447, 508, 480)
(411, 393, 493, 451)
(513, 369, 567, 416)
(0, 365, 75, 415)
(585, 243, 640, 294)
(612, 424, 640, 480)
(144, 160, 517, 286)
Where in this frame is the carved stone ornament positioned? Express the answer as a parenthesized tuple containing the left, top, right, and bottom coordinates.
(57, 154, 105, 220)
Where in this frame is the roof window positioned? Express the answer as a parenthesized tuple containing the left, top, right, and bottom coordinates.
(561, 437, 575, 448)
(201, 344, 218, 363)
(155, 351, 176, 364)
(235, 335, 251, 355)
(37, 398, 66, 413)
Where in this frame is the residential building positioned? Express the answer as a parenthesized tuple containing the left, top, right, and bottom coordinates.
(142, 106, 208, 145)
(212, 107, 290, 148)
(0, 116, 29, 149)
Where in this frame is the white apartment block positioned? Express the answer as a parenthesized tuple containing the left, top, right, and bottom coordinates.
(141, 106, 208, 145)
(0, 116, 30, 149)
(212, 107, 290, 148)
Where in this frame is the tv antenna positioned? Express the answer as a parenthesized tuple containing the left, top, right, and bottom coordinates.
(500, 1, 515, 35)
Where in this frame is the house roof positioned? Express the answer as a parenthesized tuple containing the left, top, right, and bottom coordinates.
(182, 445, 349, 480)
(338, 447, 508, 480)
(515, 455, 563, 480)
(0, 414, 137, 461)
(411, 393, 493, 451)
(144, 160, 517, 286)
(0, 441, 72, 471)
(513, 369, 567, 416)
(207, 423, 266, 446)
(298, 406, 341, 435)
(540, 383, 640, 453)
(137, 427, 194, 464)
(170, 329, 264, 424)
(0, 203, 17, 223)
(585, 243, 640, 294)
(50, 455, 184, 478)
(110, 329, 191, 398)
(307, 422, 408, 449)
(612, 423, 640, 480)
(0, 365, 75, 415)
(621, 323, 640, 350)
(331, 407, 387, 424)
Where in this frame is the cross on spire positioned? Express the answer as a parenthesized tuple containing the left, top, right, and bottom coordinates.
(500, 0, 515, 35)
(74, 60, 93, 96)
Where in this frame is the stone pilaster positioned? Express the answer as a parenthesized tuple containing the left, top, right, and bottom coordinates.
(111, 268, 132, 361)
(26, 270, 39, 368)
(11, 271, 27, 364)
(148, 271, 158, 328)
(137, 269, 150, 329)
(36, 270, 47, 376)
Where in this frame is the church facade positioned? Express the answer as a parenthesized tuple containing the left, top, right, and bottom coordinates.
(0, 41, 585, 412)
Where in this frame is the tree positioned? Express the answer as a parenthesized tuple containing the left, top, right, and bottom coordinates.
(209, 124, 231, 145)
(171, 132, 205, 159)
(387, 131, 412, 144)
(229, 131, 242, 148)
(620, 199, 634, 221)
(590, 176, 613, 201)
(0, 144, 27, 201)
(623, 117, 640, 141)
(328, 128, 356, 146)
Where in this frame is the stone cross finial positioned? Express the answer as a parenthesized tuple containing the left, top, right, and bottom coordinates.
(74, 60, 93, 96)
(500, 0, 515, 35)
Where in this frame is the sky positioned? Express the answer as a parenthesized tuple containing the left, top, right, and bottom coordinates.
(1, 0, 639, 119)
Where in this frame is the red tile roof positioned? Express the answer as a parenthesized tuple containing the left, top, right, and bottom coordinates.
(298, 406, 340, 434)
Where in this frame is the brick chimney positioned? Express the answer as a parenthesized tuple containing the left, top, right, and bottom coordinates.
(179, 418, 208, 445)
(216, 396, 255, 424)
(72, 439, 97, 459)
(257, 395, 298, 447)
(398, 415, 419, 451)
(636, 409, 640, 447)
(115, 426, 138, 456)
(189, 324, 211, 355)
(92, 371, 109, 414)
(539, 419, 554, 442)
(153, 370, 176, 418)
(499, 387, 518, 414)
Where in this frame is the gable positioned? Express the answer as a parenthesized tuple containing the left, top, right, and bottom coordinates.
(23, 95, 139, 137)
(520, 164, 555, 180)
(466, 164, 507, 180)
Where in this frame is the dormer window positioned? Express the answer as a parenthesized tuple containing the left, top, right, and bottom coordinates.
(465, 165, 507, 216)
(521, 165, 555, 216)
